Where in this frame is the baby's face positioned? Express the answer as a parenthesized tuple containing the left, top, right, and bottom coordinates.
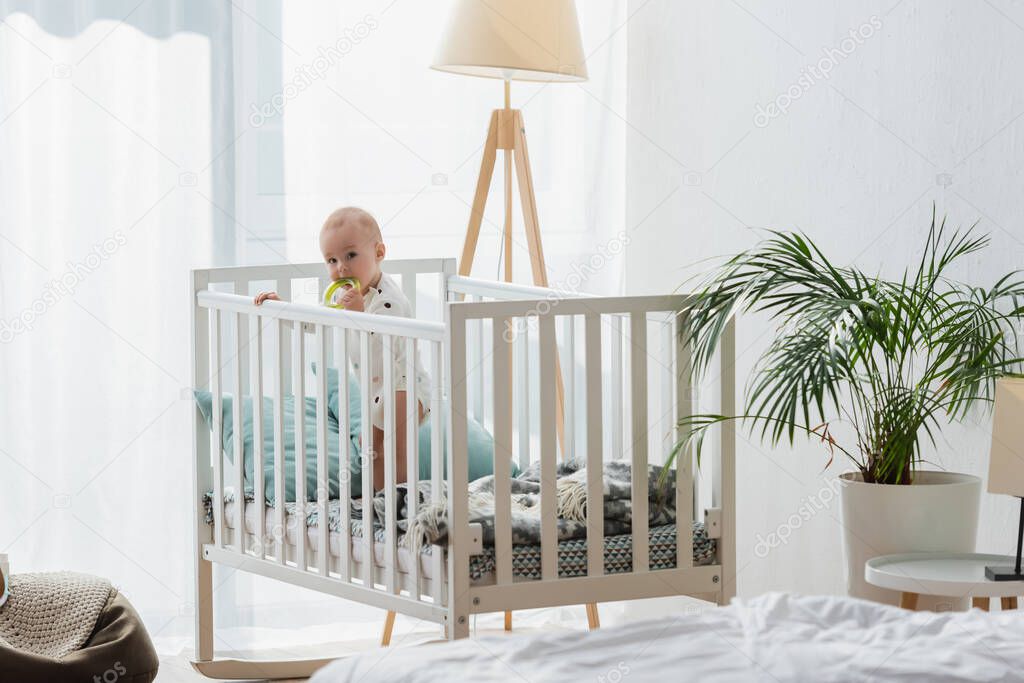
(320, 221, 384, 291)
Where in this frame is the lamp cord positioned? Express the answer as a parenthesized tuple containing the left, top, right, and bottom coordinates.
(496, 230, 505, 280)
(1016, 497, 1023, 576)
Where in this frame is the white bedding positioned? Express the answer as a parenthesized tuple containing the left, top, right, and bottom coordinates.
(310, 592, 1024, 682)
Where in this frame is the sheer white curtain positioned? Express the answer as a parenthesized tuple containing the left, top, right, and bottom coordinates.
(0, 0, 627, 655)
(0, 0, 232, 651)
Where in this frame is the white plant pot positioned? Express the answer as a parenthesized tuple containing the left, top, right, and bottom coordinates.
(839, 470, 981, 608)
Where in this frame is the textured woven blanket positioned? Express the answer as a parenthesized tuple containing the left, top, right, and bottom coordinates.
(0, 572, 114, 658)
(389, 459, 679, 551)
(208, 460, 680, 551)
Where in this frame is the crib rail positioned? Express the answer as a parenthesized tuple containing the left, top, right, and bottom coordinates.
(445, 294, 735, 633)
(446, 274, 588, 300)
(192, 261, 454, 625)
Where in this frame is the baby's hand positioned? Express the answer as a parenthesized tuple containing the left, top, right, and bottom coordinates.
(254, 291, 281, 305)
(339, 286, 364, 312)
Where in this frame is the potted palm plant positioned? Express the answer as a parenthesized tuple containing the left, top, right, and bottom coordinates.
(673, 213, 1024, 603)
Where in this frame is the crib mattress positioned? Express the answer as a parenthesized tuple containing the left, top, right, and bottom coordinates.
(222, 501, 716, 583)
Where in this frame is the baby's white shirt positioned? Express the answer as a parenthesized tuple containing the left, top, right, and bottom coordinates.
(343, 272, 432, 429)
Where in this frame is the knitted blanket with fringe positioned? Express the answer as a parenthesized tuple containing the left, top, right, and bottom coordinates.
(398, 459, 678, 551)
(206, 460, 679, 553)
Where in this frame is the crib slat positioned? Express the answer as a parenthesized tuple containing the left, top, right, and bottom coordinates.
(516, 321, 530, 470)
(293, 323, 307, 572)
(561, 316, 575, 461)
(277, 279, 292, 391)
(538, 315, 558, 581)
(336, 328, 351, 582)
(492, 318, 513, 585)
(660, 318, 674, 459)
(610, 315, 623, 461)
(430, 341, 444, 604)
(233, 313, 245, 554)
(233, 280, 249, 391)
(274, 320, 287, 565)
(584, 314, 604, 577)
(402, 274, 417, 317)
(718, 319, 737, 591)
(211, 310, 224, 549)
(383, 335, 398, 595)
(360, 331, 374, 589)
(406, 337, 420, 598)
(630, 312, 649, 573)
(316, 325, 329, 575)
(318, 275, 331, 304)
(251, 315, 265, 559)
(469, 300, 483, 423)
(675, 312, 694, 569)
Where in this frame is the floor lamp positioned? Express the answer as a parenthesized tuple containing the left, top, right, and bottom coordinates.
(431, 0, 588, 288)
(431, 0, 587, 450)
(419, 0, 598, 637)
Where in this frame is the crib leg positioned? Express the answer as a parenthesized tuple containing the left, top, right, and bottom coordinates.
(504, 610, 512, 631)
(381, 610, 396, 646)
(195, 555, 214, 661)
(586, 603, 600, 630)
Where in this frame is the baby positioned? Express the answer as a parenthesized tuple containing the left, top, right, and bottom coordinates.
(255, 207, 431, 492)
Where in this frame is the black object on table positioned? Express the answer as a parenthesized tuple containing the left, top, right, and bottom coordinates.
(986, 497, 1024, 581)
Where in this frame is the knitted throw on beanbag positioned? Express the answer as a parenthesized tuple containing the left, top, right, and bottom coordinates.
(0, 572, 113, 658)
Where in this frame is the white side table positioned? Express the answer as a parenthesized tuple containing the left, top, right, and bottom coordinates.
(866, 552, 1024, 611)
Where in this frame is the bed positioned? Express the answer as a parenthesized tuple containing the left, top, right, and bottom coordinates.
(310, 592, 1024, 682)
(190, 258, 737, 679)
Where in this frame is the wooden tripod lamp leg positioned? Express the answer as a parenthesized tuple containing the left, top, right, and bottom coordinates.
(586, 603, 601, 630)
(457, 106, 571, 459)
(381, 610, 396, 646)
(459, 111, 500, 278)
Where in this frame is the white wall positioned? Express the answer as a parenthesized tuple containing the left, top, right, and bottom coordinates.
(626, 0, 1024, 597)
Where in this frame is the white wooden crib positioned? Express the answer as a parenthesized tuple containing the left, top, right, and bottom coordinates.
(190, 257, 736, 679)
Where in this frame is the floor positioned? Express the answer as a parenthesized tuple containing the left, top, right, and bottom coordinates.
(158, 655, 308, 683)
(153, 605, 642, 682)
(156, 629, 416, 682)
(157, 627, 557, 682)
(154, 595, 716, 682)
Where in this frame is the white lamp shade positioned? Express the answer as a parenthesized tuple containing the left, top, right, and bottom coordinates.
(431, 0, 588, 82)
(988, 377, 1024, 497)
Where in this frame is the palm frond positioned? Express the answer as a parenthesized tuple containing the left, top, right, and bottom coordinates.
(673, 210, 1024, 484)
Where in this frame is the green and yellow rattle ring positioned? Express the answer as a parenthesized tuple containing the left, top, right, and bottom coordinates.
(323, 277, 361, 309)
